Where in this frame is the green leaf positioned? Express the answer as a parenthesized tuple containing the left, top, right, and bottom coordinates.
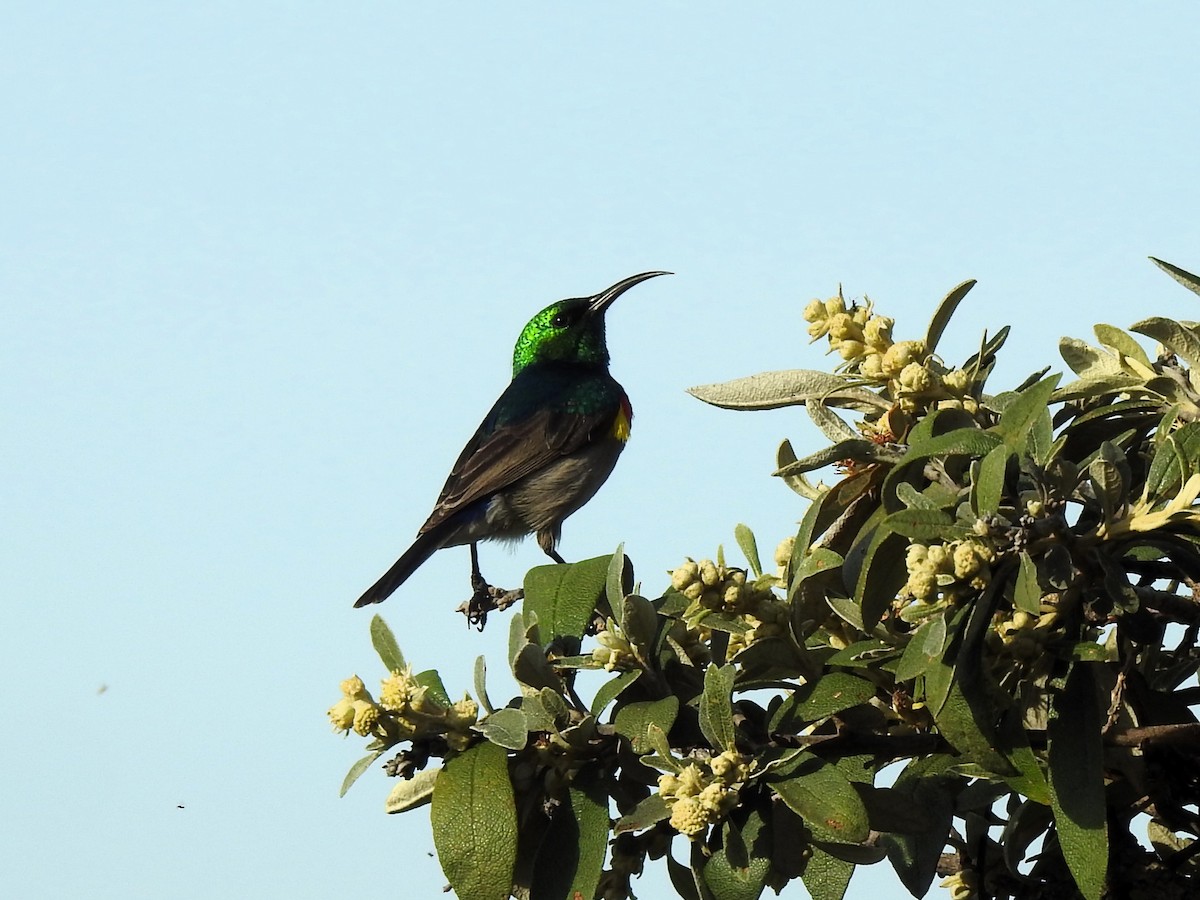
(993, 374, 1062, 451)
(791, 547, 844, 591)
(801, 845, 854, 900)
(370, 614, 405, 673)
(894, 613, 950, 682)
(702, 813, 771, 900)
(1029, 406, 1055, 465)
(1059, 336, 1124, 378)
(772, 754, 870, 843)
(1000, 706, 1051, 806)
(622, 593, 660, 655)
(1131, 316, 1200, 370)
(905, 426, 1003, 465)
(415, 669, 451, 708)
(384, 767, 439, 813)
(614, 793, 672, 834)
(431, 742, 517, 900)
(808, 399, 861, 443)
(473, 655, 494, 715)
(774, 439, 892, 478)
(700, 664, 738, 752)
(340, 749, 385, 798)
(734, 523, 763, 577)
(512, 643, 563, 693)
(590, 669, 641, 717)
(687, 369, 890, 413)
(973, 443, 1009, 517)
(508, 611, 528, 671)
(931, 668, 1016, 777)
(1094, 323, 1152, 368)
(788, 672, 877, 723)
(614, 697, 679, 754)
(523, 554, 611, 641)
(883, 507, 952, 540)
(1150, 256, 1200, 299)
(1013, 551, 1042, 615)
(522, 688, 567, 732)
(530, 775, 610, 900)
(923, 279, 976, 357)
(823, 637, 898, 667)
(854, 527, 910, 632)
(1048, 664, 1109, 900)
(606, 545, 630, 629)
(478, 707, 528, 750)
(879, 755, 958, 897)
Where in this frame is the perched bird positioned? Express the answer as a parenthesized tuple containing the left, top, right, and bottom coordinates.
(355, 271, 669, 608)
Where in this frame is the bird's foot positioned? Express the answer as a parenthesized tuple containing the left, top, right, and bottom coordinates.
(457, 571, 524, 630)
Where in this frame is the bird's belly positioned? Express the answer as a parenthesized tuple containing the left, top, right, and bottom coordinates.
(504, 438, 625, 534)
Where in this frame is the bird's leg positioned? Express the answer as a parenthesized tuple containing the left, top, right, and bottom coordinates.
(537, 529, 567, 565)
(459, 542, 524, 630)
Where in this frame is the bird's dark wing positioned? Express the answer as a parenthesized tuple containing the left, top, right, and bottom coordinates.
(419, 403, 615, 534)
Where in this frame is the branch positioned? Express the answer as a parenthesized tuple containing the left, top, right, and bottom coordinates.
(1106, 723, 1200, 747)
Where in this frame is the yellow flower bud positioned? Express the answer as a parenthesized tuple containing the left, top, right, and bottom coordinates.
(925, 544, 950, 572)
(881, 340, 925, 377)
(942, 368, 970, 395)
(863, 316, 894, 350)
(449, 695, 479, 729)
(953, 542, 984, 580)
(803, 299, 827, 323)
(860, 351, 885, 380)
(827, 313, 862, 342)
(340, 675, 369, 700)
(658, 773, 681, 798)
(669, 796, 710, 837)
(699, 560, 720, 587)
(676, 763, 708, 797)
(698, 782, 737, 815)
(905, 543, 928, 572)
(838, 339, 866, 361)
(824, 295, 847, 317)
(898, 362, 934, 393)
(327, 697, 356, 733)
(352, 699, 380, 737)
(671, 559, 699, 591)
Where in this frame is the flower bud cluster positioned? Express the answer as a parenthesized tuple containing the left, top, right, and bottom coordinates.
(657, 751, 752, 838)
(774, 535, 795, 582)
(328, 666, 479, 752)
(327, 674, 386, 738)
(671, 555, 786, 651)
(901, 539, 995, 613)
(803, 293, 898, 376)
(592, 618, 637, 672)
(989, 608, 1061, 661)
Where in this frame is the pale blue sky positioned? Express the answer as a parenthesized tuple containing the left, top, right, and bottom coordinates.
(4, 4, 1199, 899)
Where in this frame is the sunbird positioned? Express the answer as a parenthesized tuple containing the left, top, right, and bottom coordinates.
(355, 271, 670, 607)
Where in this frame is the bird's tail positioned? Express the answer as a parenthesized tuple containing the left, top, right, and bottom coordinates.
(354, 530, 443, 607)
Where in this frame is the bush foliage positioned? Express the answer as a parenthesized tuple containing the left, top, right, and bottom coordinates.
(331, 259, 1200, 900)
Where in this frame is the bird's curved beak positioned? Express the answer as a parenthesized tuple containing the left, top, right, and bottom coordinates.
(588, 271, 672, 315)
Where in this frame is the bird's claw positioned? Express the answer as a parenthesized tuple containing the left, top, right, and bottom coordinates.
(457, 577, 524, 630)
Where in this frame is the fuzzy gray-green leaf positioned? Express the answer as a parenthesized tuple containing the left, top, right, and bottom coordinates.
(1151, 256, 1200, 299)
(700, 663, 738, 752)
(924, 279, 976, 357)
(688, 369, 889, 413)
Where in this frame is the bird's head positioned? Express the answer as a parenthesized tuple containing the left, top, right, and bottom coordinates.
(512, 271, 670, 375)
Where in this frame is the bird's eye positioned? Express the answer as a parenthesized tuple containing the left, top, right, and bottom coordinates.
(551, 309, 577, 328)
